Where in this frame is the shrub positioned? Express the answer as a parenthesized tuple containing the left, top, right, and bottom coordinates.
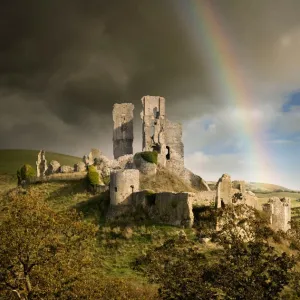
(136, 151, 158, 164)
(17, 164, 36, 182)
(87, 165, 100, 186)
(102, 175, 110, 185)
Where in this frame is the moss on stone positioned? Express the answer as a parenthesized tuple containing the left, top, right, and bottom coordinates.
(87, 165, 99, 186)
(134, 151, 158, 165)
(102, 175, 110, 186)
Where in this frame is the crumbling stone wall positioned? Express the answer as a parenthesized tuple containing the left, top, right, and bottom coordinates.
(232, 180, 246, 194)
(262, 197, 291, 232)
(131, 191, 194, 227)
(116, 154, 135, 170)
(110, 169, 140, 205)
(88, 148, 102, 164)
(216, 174, 232, 208)
(192, 191, 216, 206)
(74, 162, 86, 172)
(27, 172, 87, 184)
(141, 96, 167, 166)
(231, 189, 258, 209)
(165, 120, 184, 171)
(113, 103, 134, 159)
(133, 153, 157, 176)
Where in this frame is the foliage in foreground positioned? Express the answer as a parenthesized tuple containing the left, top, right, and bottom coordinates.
(87, 165, 100, 185)
(17, 164, 35, 184)
(0, 188, 159, 300)
(0, 189, 98, 299)
(134, 205, 298, 300)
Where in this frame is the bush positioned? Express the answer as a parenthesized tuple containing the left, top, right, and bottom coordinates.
(136, 151, 158, 164)
(87, 165, 100, 186)
(102, 175, 110, 185)
(17, 164, 36, 182)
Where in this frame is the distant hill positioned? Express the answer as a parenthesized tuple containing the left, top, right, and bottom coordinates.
(245, 182, 295, 193)
(207, 180, 296, 193)
(0, 149, 80, 175)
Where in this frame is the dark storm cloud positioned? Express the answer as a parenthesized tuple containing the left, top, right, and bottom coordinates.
(1, 0, 300, 156)
(0, 0, 209, 124)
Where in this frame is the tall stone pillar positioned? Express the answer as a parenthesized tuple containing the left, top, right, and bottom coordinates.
(112, 103, 134, 159)
(216, 173, 232, 208)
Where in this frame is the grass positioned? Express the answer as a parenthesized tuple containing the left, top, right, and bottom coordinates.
(0, 149, 80, 175)
(140, 166, 196, 193)
(256, 191, 300, 209)
(0, 174, 213, 281)
(0, 149, 299, 294)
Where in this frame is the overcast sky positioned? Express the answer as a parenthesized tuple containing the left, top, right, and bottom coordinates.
(1, 0, 299, 189)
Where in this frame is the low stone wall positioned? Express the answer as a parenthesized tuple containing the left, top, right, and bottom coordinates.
(27, 172, 87, 184)
(193, 191, 216, 206)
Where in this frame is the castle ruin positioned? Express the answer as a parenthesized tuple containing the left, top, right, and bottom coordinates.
(31, 95, 291, 232)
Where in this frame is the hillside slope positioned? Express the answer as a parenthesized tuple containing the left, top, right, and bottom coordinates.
(0, 149, 80, 175)
(207, 180, 295, 192)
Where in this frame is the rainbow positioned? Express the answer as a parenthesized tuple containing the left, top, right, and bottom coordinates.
(176, 0, 278, 183)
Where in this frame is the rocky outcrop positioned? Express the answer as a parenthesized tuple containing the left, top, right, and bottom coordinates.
(60, 165, 74, 173)
(47, 160, 61, 174)
(74, 161, 86, 172)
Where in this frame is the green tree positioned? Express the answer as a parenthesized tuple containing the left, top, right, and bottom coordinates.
(0, 189, 98, 299)
(17, 164, 35, 184)
(134, 205, 295, 300)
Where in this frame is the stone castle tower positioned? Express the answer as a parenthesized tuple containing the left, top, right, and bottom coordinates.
(140, 96, 167, 166)
(112, 103, 134, 159)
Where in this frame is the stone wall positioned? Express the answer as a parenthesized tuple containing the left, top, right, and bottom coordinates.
(216, 174, 232, 208)
(165, 119, 184, 170)
(133, 154, 157, 176)
(27, 172, 87, 184)
(112, 103, 134, 159)
(262, 197, 291, 232)
(141, 96, 167, 166)
(110, 169, 140, 205)
(132, 191, 194, 227)
(193, 191, 216, 206)
(232, 180, 246, 194)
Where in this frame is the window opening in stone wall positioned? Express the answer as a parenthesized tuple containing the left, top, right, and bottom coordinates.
(166, 146, 170, 160)
(121, 116, 126, 132)
(130, 185, 134, 193)
(115, 187, 118, 192)
(153, 107, 160, 119)
(152, 144, 161, 153)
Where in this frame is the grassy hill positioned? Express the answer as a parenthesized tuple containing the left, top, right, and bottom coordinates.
(0, 150, 299, 298)
(207, 180, 297, 193)
(0, 149, 80, 175)
(246, 182, 295, 192)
